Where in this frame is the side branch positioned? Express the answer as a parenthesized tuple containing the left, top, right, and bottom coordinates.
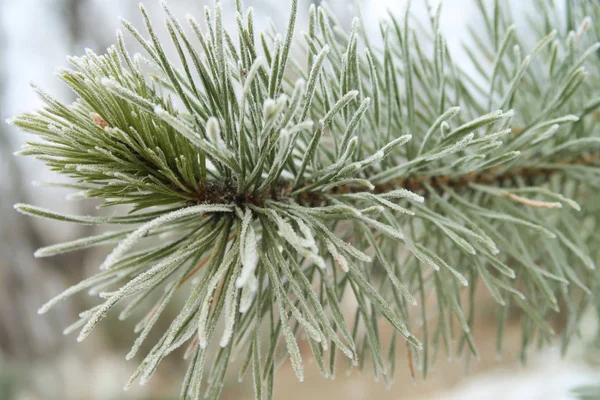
(293, 152, 600, 206)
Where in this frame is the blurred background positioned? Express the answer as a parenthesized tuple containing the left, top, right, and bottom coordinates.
(0, 0, 599, 399)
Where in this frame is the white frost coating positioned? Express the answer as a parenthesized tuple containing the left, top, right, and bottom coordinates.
(206, 117, 227, 153)
(358, 215, 404, 241)
(287, 120, 314, 136)
(341, 136, 359, 161)
(100, 204, 232, 270)
(270, 211, 326, 268)
(101, 76, 119, 90)
(426, 133, 475, 161)
(325, 240, 349, 272)
(220, 268, 240, 347)
(383, 134, 412, 153)
(532, 124, 560, 145)
(205, 157, 217, 172)
(77, 244, 197, 343)
(280, 170, 294, 180)
(154, 106, 203, 148)
(360, 150, 384, 167)
(239, 56, 265, 115)
(277, 129, 291, 155)
(14, 203, 109, 225)
(262, 98, 277, 120)
(38, 275, 103, 314)
(440, 121, 451, 137)
(236, 210, 259, 288)
(126, 283, 178, 360)
(47, 123, 64, 134)
(132, 53, 158, 70)
(292, 216, 316, 249)
(382, 188, 425, 203)
(238, 274, 257, 314)
(197, 250, 236, 349)
(103, 78, 156, 112)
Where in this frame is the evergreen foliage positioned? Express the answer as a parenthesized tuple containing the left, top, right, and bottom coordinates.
(7, 0, 600, 398)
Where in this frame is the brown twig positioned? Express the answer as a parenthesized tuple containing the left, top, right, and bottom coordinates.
(189, 153, 599, 208)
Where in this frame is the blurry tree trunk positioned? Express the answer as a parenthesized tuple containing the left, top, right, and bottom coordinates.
(0, 0, 102, 362)
(0, 14, 69, 361)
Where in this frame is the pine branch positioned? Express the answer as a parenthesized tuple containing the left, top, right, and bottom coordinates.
(7, 0, 600, 398)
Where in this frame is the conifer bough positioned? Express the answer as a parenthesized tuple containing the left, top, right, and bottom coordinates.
(8, 0, 600, 398)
